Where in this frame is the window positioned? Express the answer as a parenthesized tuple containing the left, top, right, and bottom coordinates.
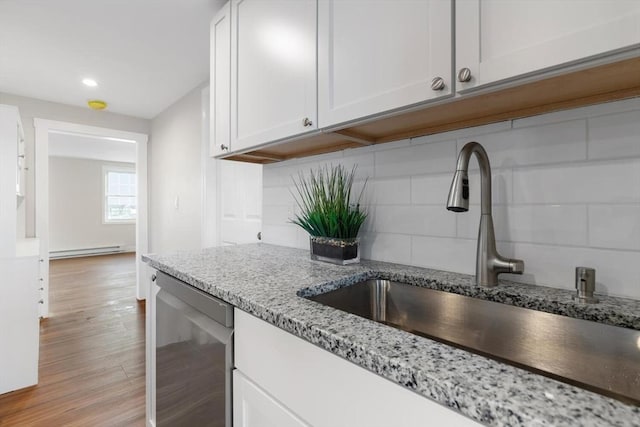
(104, 167, 136, 223)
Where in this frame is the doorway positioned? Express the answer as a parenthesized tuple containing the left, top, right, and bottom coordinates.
(200, 86, 263, 247)
(34, 119, 149, 317)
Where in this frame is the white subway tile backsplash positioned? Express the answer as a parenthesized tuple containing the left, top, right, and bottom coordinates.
(454, 204, 583, 247)
(507, 205, 588, 246)
(262, 167, 281, 187)
(413, 170, 511, 206)
(411, 121, 512, 144)
(467, 169, 513, 205)
(454, 207, 479, 240)
(499, 242, 640, 299)
(361, 233, 412, 264)
(364, 178, 411, 206)
(293, 151, 344, 167)
(411, 173, 452, 205)
(374, 205, 455, 237)
(588, 110, 640, 160)
(411, 236, 476, 275)
(513, 159, 640, 204)
(456, 205, 507, 241)
(375, 139, 456, 178)
(369, 137, 411, 152)
(263, 165, 291, 187)
(589, 205, 640, 251)
(462, 120, 587, 169)
(262, 97, 640, 299)
(339, 151, 375, 181)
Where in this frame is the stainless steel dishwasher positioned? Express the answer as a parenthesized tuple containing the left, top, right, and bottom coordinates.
(155, 271, 233, 427)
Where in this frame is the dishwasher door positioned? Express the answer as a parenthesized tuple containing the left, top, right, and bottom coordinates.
(155, 272, 233, 427)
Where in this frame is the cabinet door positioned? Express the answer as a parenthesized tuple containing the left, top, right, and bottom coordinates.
(230, 0, 317, 152)
(318, 0, 453, 128)
(235, 310, 482, 427)
(457, 0, 640, 90)
(211, 2, 232, 157)
(234, 370, 311, 427)
(0, 256, 39, 394)
(218, 160, 262, 245)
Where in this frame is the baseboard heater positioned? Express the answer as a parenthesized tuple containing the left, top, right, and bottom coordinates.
(50, 246, 130, 259)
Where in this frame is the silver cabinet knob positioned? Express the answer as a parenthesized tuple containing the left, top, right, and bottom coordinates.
(303, 117, 313, 127)
(430, 77, 445, 91)
(457, 67, 472, 83)
(220, 144, 229, 151)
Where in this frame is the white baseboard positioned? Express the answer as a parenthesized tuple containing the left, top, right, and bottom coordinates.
(49, 245, 134, 259)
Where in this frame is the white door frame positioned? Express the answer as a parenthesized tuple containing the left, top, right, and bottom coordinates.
(34, 119, 149, 316)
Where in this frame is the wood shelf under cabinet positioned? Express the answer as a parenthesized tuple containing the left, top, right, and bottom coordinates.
(222, 57, 640, 164)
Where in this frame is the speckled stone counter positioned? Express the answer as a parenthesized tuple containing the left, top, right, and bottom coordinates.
(142, 244, 640, 427)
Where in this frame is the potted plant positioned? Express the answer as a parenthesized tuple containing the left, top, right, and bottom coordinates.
(291, 164, 367, 265)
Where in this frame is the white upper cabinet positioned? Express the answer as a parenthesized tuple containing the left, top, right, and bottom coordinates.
(318, 0, 453, 128)
(456, 0, 640, 90)
(210, 2, 231, 157)
(230, 0, 317, 152)
(212, 0, 640, 161)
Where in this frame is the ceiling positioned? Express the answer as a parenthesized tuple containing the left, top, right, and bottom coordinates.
(0, 0, 222, 119)
(49, 132, 137, 163)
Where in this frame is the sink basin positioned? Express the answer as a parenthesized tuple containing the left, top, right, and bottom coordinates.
(307, 279, 640, 405)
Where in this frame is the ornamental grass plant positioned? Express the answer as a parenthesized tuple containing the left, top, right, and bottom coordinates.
(290, 164, 367, 239)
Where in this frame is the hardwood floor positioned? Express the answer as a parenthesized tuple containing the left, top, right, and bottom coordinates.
(0, 253, 145, 426)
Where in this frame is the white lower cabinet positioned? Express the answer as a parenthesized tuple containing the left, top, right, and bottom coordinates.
(234, 310, 481, 427)
(0, 255, 39, 395)
(234, 370, 311, 427)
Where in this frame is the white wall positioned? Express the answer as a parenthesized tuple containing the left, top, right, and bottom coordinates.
(149, 83, 207, 253)
(263, 97, 640, 300)
(49, 132, 137, 163)
(48, 157, 136, 253)
(0, 92, 150, 239)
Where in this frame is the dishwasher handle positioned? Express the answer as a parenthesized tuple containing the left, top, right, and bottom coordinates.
(156, 271, 233, 327)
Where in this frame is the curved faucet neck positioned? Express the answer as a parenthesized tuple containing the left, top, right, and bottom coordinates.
(456, 142, 492, 215)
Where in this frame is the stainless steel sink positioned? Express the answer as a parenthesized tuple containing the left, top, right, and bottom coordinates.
(307, 279, 640, 405)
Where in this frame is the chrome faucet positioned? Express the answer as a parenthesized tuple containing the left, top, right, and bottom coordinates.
(446, 142, 524, 286)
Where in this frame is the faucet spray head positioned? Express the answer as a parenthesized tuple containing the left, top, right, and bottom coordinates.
(447, 170, 469, 212)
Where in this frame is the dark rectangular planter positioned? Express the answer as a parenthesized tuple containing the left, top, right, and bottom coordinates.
(309, 236, 360, 265)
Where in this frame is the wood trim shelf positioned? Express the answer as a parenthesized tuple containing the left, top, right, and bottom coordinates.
(221, 56, 640, 164)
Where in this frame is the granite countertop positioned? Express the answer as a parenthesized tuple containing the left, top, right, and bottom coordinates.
(142, 244, 640, 427)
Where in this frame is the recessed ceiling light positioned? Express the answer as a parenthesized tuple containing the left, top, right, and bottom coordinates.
(82, 78, 98, 87)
